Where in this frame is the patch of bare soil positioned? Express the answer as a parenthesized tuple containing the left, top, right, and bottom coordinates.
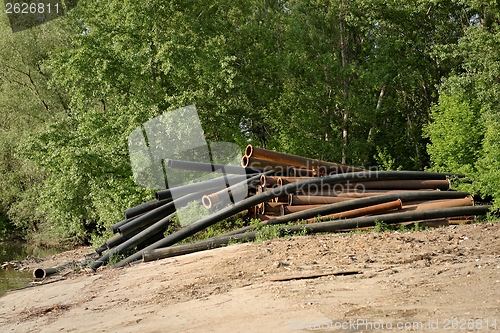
(1, 223, 500, 332)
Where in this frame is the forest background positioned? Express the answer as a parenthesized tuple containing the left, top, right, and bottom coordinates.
(0, 0, 499, 246)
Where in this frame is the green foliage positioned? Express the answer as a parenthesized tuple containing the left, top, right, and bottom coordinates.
(374, 219, 390, 233)
(424, 94, 483, 175)
(427, 3, 500, 210)
(2, 0, 500, 245)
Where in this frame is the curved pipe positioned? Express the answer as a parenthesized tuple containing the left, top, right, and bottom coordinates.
(109, 170, 467, 268)
(142, 205, 490, 262)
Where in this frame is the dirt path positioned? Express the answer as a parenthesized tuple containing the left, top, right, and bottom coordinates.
(1, 222, 500, 332)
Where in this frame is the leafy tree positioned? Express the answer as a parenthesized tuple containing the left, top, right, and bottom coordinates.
(427, 1, 500, 209)
(0, 13, 70, 241)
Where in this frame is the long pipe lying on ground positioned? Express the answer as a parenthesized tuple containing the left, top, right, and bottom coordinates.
(401, 196, 474, 212)
(141, 205, 490, 263)
(302, 199, 403, 223)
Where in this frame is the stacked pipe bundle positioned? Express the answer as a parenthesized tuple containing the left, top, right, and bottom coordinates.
(91, 145, 490, 270)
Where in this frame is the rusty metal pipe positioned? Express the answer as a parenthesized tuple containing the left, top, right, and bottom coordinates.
(401, 197, 474, 212)
(241, 155, 296, 172)
(277, 177, 313, 186)
(262, 202, 286, 215)
(297, 189, 437, 198)
(289, 194, 354, 205)
(303, 199, 402, 223)
(291, 167, 317, 177)
(344, 179, 451, 191)
(221, 190, 471, 237)
(245, 145, 364, 173)
(260, 175, 279, 187)
(283, 205, 325, 214)
(201, 173, 265, 209)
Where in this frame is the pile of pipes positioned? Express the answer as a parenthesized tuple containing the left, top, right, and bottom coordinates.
(91, 145, 490, 270)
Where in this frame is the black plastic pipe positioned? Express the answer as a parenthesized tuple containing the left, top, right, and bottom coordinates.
(110, 214, 143, 234)
(167, 159, 262, 175)
(118, 187, 218, 236)
(110, 170, 461, 268)
(90, 211, 178, 270)
(155, 174, 254, 201)
(123, 198, 172, 219)
(142, 205, 490, 262)
(33, 263, 70, 279)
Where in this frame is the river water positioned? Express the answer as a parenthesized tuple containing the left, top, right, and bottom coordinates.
(0, 242, 64, 296)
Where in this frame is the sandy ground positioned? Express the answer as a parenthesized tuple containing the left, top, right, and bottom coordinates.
(1, 222, 500, 332)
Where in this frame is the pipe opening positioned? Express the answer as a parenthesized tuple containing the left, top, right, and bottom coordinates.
(202, 195, 212, 209)
(241, 155, 250, 168)
(245, 144, 253, 157)
(33, 268, 46, 279)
